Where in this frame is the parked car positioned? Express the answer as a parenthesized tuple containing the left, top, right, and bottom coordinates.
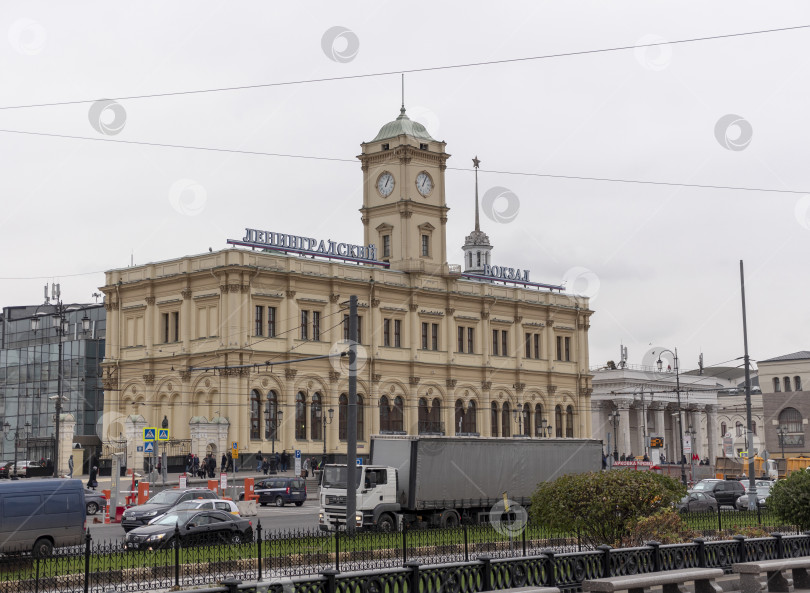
(0, 479, 86, 556)
(121, 488, 218, 532)
(124, 509, 252, 550)
(169, 499, 240, 516)
(676, 492, 718, 513)
(736, 483, 774, 510)
(238, 477, 306, 507)
(84, 488, 107, 515)
(690, 479, 745, 508)
(0, 460, 38, 478)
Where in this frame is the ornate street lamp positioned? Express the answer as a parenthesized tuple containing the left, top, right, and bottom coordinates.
(4, 420, 31, 480)
(657, 348, 687, 486)
(608, 410, 620, 460)
(322, 407, 334, 464)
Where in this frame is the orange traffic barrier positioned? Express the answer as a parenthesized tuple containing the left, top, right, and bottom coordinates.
(207, 479, 219, 495)
(137, 482, 150, 505)
(243, 477, 259, 502)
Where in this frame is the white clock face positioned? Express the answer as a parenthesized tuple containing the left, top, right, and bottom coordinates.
(377, 172, 395, 197)
(416, 172, 433, 197)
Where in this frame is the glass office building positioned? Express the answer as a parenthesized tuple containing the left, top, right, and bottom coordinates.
(0, 303, 106, 466)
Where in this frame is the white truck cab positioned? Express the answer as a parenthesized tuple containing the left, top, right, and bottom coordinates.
(319, 464, 399, 531)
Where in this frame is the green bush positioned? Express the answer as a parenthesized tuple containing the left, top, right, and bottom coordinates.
(530, 469, 686, 547)
(768, 470, 810, 529)
(624, 508, 695, 546)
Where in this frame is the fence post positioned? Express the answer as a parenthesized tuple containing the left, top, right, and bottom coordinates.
(693, 538, 706, 568)
(257, 520, 263, 581)
(542, 549, 556, 588)
(597, 544, 612, 577)
(335, 526, 340, 572)
(322, 569, 339, 593)
(405, 561, 421, 593)
(83, 531, 91, 593)
(35, 555, 40, 593)
(647, 541, 661, 572)
(222, 579, 242, 593)
(522, 524, 527, 557)
(717, 504, 722, 532)
(174, 523, 180, 588)
(402, 523, 407, 564)
(480, 556, 492, 592)
(464, 523, 469, 562)
(734, 534, 747, 563)
(772, 533, 784, 560)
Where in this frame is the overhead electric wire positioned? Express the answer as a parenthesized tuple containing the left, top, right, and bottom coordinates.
(0, 24, 808, 111)
(0, 128, 805, 195)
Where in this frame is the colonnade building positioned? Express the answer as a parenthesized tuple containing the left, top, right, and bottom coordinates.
(99, 106, 594, 467)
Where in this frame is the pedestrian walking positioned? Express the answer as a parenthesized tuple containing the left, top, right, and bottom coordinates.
(302, 457, 310, 478)
(68, 455, 74, 478)
(262, 458, 269, 475)
(221, 453, 227, 473)
(280, 450, 288, 472)
(208, 454, 216, 478)
(87, 455, 99, 489)
(256, 451, 263, 472)
(227, 450, 234, 472)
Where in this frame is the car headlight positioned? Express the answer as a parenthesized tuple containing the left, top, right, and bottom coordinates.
(147, 533, 166, 542)
(143, 511, 159, 517)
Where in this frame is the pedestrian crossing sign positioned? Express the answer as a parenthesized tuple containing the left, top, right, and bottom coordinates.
(143, 428, 156, 441)
(144, 442, 155, 454)
(158, 429, 169, 441)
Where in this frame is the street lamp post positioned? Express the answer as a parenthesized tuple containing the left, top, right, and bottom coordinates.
(321, 407, 334, 465)
(608, 410, 620, 460)
(511, 407, 524, 437)
(657, 348, 687, 486)
(777, 425, 787, 474)
(3, 421, 30, 480)
(271, 409, 283, 455)
(686, 424, 697, 486)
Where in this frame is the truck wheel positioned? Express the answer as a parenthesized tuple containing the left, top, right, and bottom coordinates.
(33, 538, 53, 558)
(377, 513, 395, 532)
(440, 510, 460, 528)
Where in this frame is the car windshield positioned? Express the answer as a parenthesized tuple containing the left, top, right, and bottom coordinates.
(148, 490, 184, 505)
(174, 502, 202, 510)
(152, 511, 197, 526)
(322, 466, 362, 489)
(756, 486, 772, 495)
(692, 482, 715, 491)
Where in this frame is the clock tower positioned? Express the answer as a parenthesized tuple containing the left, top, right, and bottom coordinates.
(359, 105, 450, 274)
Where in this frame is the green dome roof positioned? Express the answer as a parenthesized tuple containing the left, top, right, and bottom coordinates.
(372, 107, 436, 142)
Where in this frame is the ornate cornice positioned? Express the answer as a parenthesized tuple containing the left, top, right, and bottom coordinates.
(409, 376, 421, 386)
(514, 316, 523, 324)
(408, 304, 419, 312)
(179, 369, 192, 383)
(286, 290, 297, 299)
(102, 378, 118, 391)
(481, 381, 492, 390)
(181, 288, 193, 300)
(329, 293, 341, 304)
(220, 367, 249, 377)
(142, 374, 155, 385)
(446, 378, 457, 388)
(371, 298, 380, 308)
(580, 387, 594, 397)
(372, 374, 382, 384)
(284, 368, 298, 379)
(445, 307, 455, 316)
(329, 371, 341, 383)
(513, 382, 526, 393)
(547, 385, 557, 395)
(104, 301, 120, 311)
(145, 296, 156, 306)
(481, 311, 490, 320)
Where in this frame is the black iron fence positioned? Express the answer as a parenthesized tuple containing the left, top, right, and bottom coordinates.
(0, 511, 806, 593)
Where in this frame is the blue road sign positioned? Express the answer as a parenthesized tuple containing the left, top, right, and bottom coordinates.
(356, 458, 362, 466)
(143, 428, 156, 441)
(144, 442, 155, 454)
(158, 429, 169, 441)
(295, 449, 301, 459)
(137, 446, 143, 452)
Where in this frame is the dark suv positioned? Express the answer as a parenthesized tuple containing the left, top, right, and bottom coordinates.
(241, 477, 306, 507)
(690, 479, 745, 508)
(122, 488, 218, 531)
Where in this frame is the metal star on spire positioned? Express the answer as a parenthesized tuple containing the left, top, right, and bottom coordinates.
(472, 156, 480, 168)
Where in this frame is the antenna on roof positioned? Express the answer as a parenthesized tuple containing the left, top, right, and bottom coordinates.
(401, 73, 405, 110)
(698, 352, 704, 375)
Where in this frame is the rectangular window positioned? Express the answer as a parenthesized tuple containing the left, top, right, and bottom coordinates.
(383, 235, 391, 258)
(564, 337, 571, 361)
(343, 314, 349, 341)
(394, 319, 402, 348)
(255, 306, 264, 337)
(162, 313, 169, 343)
(384, 319, 391, 347)
(301, 310, 309, 340)
(533, 334, 540, 359)
(312, 311, 320, 341)
(268, 307, 276, 338)
(421, 323, 429, 350)
(172, 312, 179, 342)
(525, 333, 531, 358)
(492, 329, 499, 356)
(458, 327, 464, 353)
(342, 314, 362, 342)
(556, 336, 562, 361)
(432, 323, 439, 350)
(421, 235, 430, 257)
(162, 312, 179, 343)
(501, 330, 508, 357)
(468, 328, 474, 354)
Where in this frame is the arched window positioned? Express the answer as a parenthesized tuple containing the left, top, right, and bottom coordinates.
(779, 407, 803, 433)
(428, 398, 442, 433)
(418, 398, 429, 434)
(555, 405, 563, 438)
(477, 251, 481, 266)
(491, 402, 499, 437)
(795, 376, 803, 391)
(534, 404, 543, 437)
(523, 403, 531, 437)
(735, 421, 743, 437)
(311, 393, 323, 441)
(752, 421, 757, 435)
(468, 252, 472, 267)
(502, 402, 511, 437)
(380, 395, 391, 432)
(392, 396, 404, 432)
(720, 422, 727, 437)
(465, 400, 477, 434)
(773, 378, 781, 392)
(339, 394, 348, 441)
(455, 399, 465, 435)
(566, 405, 574, 438)
(357, 395, 365, 440)
(265, 391, 278, 440)
(250, 389, 261, 440)
(784, 377, 792, 392)
(295, 391, 307, 440)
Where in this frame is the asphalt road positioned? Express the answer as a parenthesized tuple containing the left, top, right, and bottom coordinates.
(86, 498, 321, 541)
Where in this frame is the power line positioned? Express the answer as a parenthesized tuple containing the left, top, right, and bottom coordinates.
(1, 128, 806, 195)
(0, 24, 807, 111)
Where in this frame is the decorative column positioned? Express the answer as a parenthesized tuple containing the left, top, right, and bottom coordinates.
(58, 413, 76, 478)
(691, 406, 705, 461)
(408, 377, 420, 435)
(617, 400, 632, 458)
(635, 404, 647, 455)
(706, 404, 719, 462)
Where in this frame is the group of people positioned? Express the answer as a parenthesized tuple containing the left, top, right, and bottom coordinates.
(185, 452, 225, 479)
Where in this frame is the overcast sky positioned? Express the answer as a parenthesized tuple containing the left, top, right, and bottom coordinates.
(2, 1, 808, 373)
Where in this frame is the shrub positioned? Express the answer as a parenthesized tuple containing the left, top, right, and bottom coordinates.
(768, 470, 810, 530)
(624, 508, 695, 546)
(530, 469, 686, 547)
